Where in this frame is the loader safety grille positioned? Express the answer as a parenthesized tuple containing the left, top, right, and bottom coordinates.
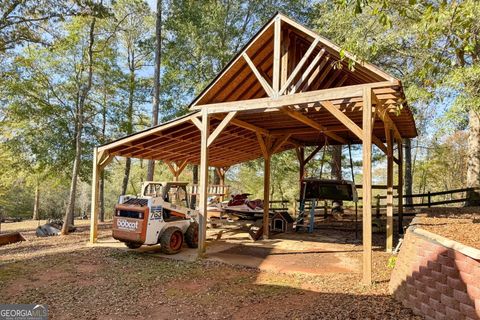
(116, 210, 144, 219)
(123, 198, 149, 206)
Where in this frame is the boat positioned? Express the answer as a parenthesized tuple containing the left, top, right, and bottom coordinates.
(224, 194, 267, 220)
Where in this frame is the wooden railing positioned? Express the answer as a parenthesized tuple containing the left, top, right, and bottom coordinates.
(356, 186, 480, 209)
(189, 184, 229, 196)
(292, 186, 479, 213)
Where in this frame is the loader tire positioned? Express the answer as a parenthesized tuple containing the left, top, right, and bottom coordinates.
(185, 222, 199, 248)
(160, 227, 183, 254)
(125, 242, 142, 249)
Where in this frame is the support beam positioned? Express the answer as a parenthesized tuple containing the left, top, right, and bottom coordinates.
(374, 96, 402, 141)
(397, 138, 404, 235)
(271, 134, 291, 154)
(281, 106, 347, 144)
(272, 16, 281, 96)
(280, 38, 321, 95)
(207, 111, 237, 147)
(89, 147, 100, 244)
(256, 132, 269, 158)
(221, 117, 270, 136)
(362, 87, 373, 285)
(198, 109, 209, 256)
(320, 101, 388, 155)
(242, 53, 274, 97)
(292, 48, 325, 94)
(386, 128, 394, 252)
(304, 145, 323, 164)
(99, 154, 114, 170)
(192, 81, 399, 113)
(166, 159, 189, 181)
(191, 116, 202, 131)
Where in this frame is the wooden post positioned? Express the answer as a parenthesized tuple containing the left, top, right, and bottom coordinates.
(273, 16, 281, 96)
(397, 139, 404, 235)
(263, 154, 271, 239)
(198, 109, 209, 256)
(362, 87, 373, 285)
(89, 147, 100, 244)
(386, 128, 394, 252)
(428, 191, 431, 208)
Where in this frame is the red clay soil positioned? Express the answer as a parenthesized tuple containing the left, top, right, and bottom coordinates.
(415, 207, 480, 250)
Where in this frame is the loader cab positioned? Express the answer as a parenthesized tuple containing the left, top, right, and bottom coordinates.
(141, 181, 190, 208)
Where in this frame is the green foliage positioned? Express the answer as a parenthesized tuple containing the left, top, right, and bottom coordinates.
(387, 256, 397, 269)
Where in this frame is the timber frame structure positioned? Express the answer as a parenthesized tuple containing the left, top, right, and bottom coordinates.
(89, 13, 417, 285)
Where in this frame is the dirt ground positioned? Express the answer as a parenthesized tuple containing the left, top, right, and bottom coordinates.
(415, 207, 480, 250)
(0, 220, 420, 319)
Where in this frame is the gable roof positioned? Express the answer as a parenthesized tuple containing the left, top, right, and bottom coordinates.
(190, 13, 398, 109)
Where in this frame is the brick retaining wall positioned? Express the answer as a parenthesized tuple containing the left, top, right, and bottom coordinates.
(389, 224, 480, 320)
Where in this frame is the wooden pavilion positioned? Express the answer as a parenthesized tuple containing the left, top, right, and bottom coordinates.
(89, 13, 417, 284)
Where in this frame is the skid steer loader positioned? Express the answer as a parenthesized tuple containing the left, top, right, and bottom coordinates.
(112, 181, 199, 254)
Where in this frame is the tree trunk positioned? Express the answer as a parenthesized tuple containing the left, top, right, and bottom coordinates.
(122, 158, 131, 195)
(213, 168, 220, 185)
(147, 0, 162, 181)
(32, 183, 40, 220)
(62, 17, 96, 235)
(331, 145, 342, 180)
(63, 124, 82, 233)
(122, 59, 135, 194)
(466, 110, 480, 206)
(404, 138, 414, 208)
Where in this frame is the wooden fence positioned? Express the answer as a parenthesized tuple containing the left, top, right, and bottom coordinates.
(356, 186, 480, 209)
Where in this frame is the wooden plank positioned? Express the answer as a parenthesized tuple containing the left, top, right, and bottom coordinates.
(273, 16, 281, 96)
(300, 57, 328, 92)
(242, 53, 274, 97)
(362, 87, 373, 285)
(198, 109, 209, 256)
(321, 101, 363, 139)
(99, 154, 114, 170)
(281, 106, 348, 144)
(89, 147, 100, 244)
(280, 38, 321, 95)
(191, 116, 202, 130)
(194, 81, 397, 113)
(386, 128, 394, 253)
(280, 29, 290, 88)
(292, 48, 325, 94)
(207, 111, 237, 147)
(313, 99, 388, 155)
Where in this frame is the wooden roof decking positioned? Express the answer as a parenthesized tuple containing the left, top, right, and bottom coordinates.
(98, 13, 417, 168)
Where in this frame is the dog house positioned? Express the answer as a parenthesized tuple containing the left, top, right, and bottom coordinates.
(271, 212, 294, 233)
